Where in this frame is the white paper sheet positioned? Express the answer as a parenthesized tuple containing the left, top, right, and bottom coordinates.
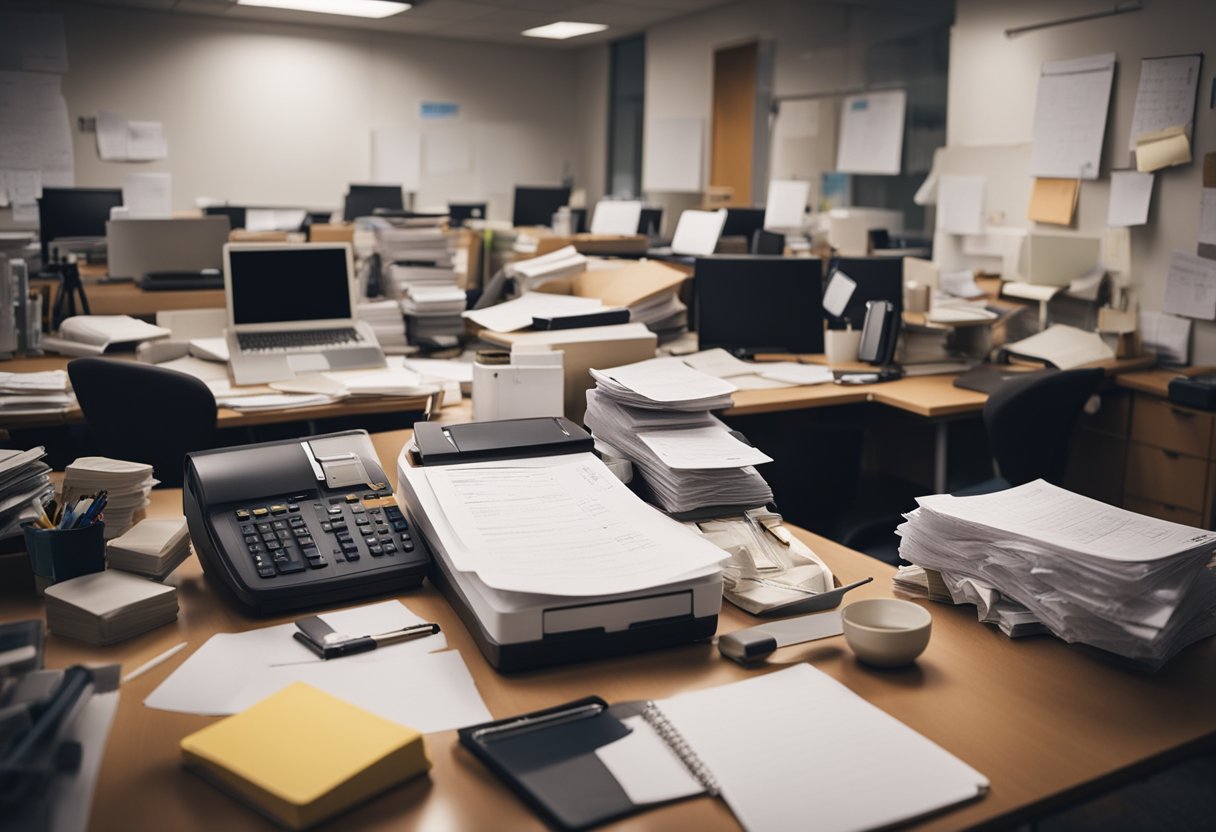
(1200, 188, 1216, 247)
(1004, 324, 1113, 369)
(1127, 54, 1201, 151)
(405, 357, 475, 384)
(637, 426, 773, 470)
(644, 117, 703, 193)
(592, 356, 736, 404)
(1139, 309, 1191, 364)
(1030, 53, 1115, 180)
(836, 90, 906, 175)
(463, 292, 604, 333)
(0, 71, 74, 187)
(1107, 171, 1154, 227)
(122, 172, 171, 219)
(50, 690, 118, 832)
(1163, 250, 1216, 320)
(756, 363, 834, 386)
(670, 209, 727, 256)
(370, 126, 421, 191)
(1103, 227, 1132, 274)
(763, 180, 810, 230)
(245, 208, 306, 232)
(939, 269, 984, 299)
(126, 121, 167, 161)
(680, 349, 757, 379)
(937, 175, 985, 235)
(96, 109, 128, 162)
(822, 271, 857, 318)
(595, 715, 705, 805)
(590, 200, 643, 236)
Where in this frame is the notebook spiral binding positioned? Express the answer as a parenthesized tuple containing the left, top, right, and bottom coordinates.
(641, 701, 721, 797)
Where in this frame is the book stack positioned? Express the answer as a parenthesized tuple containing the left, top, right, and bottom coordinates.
(897, 480, 1216, 669)
(44, 569, 178, 645)
(356, 300, 409, 354)
(106, 516, 192, 581)
(61, 457, 156, 539)
(0, 370, 75, 416)
(0, 446, 54, 539)
(374, 225, 456, 301)
(400, 284, 468, 348)
(583, 357, 774, 515)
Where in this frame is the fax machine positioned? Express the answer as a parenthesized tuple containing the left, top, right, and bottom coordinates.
(397, 418, 723, 672)
(185, 431, 430, 616)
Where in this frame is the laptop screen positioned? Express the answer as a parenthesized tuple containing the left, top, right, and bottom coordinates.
(229, 247, 352, 326)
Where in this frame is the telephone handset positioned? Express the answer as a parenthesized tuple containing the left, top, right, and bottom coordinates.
(184, 430, 429, 616)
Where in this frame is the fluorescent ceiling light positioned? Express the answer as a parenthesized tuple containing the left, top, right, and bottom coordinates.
(521, 21, 608, 40)
(237, 0, 411, 19)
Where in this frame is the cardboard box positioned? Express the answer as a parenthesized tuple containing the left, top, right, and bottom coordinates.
(534, 234, 649, 257)
(308, 223, 355, 243)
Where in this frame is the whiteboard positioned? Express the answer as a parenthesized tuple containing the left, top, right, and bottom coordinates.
(1029, 53, 1115, 180)
(835, 90, 905, 175)
(370, 127, 420, 191)
(644, 117, 703, 193)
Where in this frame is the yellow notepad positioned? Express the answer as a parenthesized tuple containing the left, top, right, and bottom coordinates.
(181, 682, 430, 829)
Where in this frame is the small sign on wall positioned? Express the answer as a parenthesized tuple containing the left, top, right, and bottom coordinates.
(420, 101, 460, 120)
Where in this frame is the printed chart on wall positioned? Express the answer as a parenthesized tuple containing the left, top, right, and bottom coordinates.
(1127, 54, 1201, 174)
(835, 90, 906, 176)
(1029, 53, 1114, 180)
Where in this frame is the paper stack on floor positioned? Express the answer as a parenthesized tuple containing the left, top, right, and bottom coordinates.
(61, 457, 156, 539)
(0, 446, 55, 539)
(584, 357, 773, 515)
(897, 480, 1216, 669)
(0, 370, 76, 416)
(44, 570, 178, 645)
(106, 516, 192, 580)
(357, 300, 409, 353)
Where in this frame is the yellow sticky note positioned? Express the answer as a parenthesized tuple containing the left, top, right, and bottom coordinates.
(181, 683, 430, 829)
(1135, 126, 1191, 173)
(1028, 177, 1080, 226)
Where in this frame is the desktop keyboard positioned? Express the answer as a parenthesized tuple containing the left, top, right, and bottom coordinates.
(237, 328, 361, 353)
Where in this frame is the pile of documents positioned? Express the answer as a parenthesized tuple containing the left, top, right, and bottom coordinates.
(0, 370, 75, 416)
(897, 480, 1216, 669)
(0, 447, 55, 539)
(106, 516, 192, 580)
(509, 245, 586, 291)
(356, 300, 409, 353)
(41, 315, 170, 356)
(583, 357, 774, 515)
(400, 284, 467, 346)
(61, 457, 156, 540)
(375, 225, 457, 302)
(44, 569, 179, 645)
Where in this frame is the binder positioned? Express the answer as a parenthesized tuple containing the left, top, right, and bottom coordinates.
(459, 664, 989, 832)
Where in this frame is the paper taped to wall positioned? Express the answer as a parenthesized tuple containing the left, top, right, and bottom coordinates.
(1029, 53, 1114, 180)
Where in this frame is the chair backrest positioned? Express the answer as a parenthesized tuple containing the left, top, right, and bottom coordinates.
(67, 358, 218, 488)
(983, 367, 1103, 487)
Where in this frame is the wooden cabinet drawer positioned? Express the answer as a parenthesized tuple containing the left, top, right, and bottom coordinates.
(1123, 442, 1208, 512)
(1130, 396, 1213, 458)
(1080, 390, 1130, 437)
(1064, 429, 1125, 506)
(1123, 497, 1204, 528)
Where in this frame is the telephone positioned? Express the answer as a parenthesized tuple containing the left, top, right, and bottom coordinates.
(184, 430, 429, 616)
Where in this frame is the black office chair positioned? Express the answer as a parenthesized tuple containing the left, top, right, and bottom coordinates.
(751, 229, 785, 255)
(67, 358, 219, 488)
(841, 368, 1105, 562)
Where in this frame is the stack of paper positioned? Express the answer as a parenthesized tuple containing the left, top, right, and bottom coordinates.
(463, 292, 606, 333)
(571, 260, 689, 341)
(356, 300, 409, 353)
(0, 370, 75, 416)
(61, 457, 157, 540)
(401, 285, 467, 346)
(42, 316, 171, 357)
(0, 447, 55, 539)
(584, 358, 773, 514)
(897, 480, 1216, 669)
(106, 516, 192, 580)
(508, 245, 587, 291)
(44, 570, 178, 645)
(374, 225, 458, 303)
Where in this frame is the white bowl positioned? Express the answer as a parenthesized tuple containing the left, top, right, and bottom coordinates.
(842, 599, 932, 667)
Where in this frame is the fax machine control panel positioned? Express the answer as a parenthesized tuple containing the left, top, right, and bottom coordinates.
(186, 430, 430, 616)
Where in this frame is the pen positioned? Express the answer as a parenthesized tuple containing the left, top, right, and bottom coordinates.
(294, 622, 441, 660)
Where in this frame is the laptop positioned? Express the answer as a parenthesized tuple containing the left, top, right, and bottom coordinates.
(223, 243, 385, 386)
(107, 216, 230, 284)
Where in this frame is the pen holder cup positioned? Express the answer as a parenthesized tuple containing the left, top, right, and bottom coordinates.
(24, 521, 106, 595)
(825, 329, 863, 366)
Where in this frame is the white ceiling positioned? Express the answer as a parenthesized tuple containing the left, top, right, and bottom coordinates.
(65, 0, 739, 46)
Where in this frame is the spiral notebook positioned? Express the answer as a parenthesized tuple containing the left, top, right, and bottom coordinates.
(458, 664, 988, 831)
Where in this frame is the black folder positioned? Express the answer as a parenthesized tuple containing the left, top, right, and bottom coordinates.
(412, 417, 593, 465)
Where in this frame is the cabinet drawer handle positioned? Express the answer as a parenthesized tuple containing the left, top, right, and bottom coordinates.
(1162, 449, 1180, 459)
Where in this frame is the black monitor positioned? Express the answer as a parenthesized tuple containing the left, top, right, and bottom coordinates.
(448, 202, 486, 228)
(511, 185, 571, 227)
(830, 256, 904, 329)
(721, 207, 766, 239)
(695, 255, 824, 356)
(569, 207, 588, 234)
(204, 205, 246, 230)
(344, 184, 405, 221)
(638, 207, 663, 236)
(37, 187, 123, 261)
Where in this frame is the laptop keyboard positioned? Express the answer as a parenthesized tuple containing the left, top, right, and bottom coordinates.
(238, 328, 362, 353)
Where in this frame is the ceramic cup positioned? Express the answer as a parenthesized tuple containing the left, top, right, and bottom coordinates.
(842, 598, 932, 667)
(824, 328, 863, 365)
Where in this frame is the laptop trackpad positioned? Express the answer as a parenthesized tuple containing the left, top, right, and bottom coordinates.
(287, 354, 330, 373)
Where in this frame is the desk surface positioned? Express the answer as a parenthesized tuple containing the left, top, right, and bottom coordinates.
(2, 428, 1213, 832)
(32, 275, 226, 318)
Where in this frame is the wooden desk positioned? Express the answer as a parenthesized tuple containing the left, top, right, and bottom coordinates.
(32, 273, 226, 319)
(2, 428, 1213, 832)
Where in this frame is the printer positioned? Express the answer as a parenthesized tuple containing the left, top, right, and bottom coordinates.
(397, 418, 723, 672)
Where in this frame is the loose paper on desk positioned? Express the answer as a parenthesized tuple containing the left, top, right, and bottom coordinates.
(763, 180, 810, 230)
(1127, 54, 1201, 152)
(836, 90, 906, 175)
(590, 200, 643, 236)
(591, 356, 736, 404)
(1163, 250, 1216, 320)
(1004, 325, 1113, 370)
(936, 175, 985, 235)
(1030, 53, 1115, 180)
(463, 292, 604, 333)
(1027, 177, 1079, 226)
(939, 269, 984, 299)
(1139, 309, 1191, 364)
(755, 362, 834, 386)
(122, 172, 170, 219)
(637, 426, 772, 470)
(680, 348, 757, 379)
(1107, 171, 1154, 227)
(1136, 125, 1191, 173)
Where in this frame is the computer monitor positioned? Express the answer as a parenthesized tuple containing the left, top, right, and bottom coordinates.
(830, 256, 904, 329)
(695, 255, 824, 356)
(448, 202, 486, 228)
(37, 187, 123, 261)
(511, 186, 571, 227)
(638, 207, 664, 236)
(721, 207, 767, 240)
(343, 184, 405, 221)
(204, 205, 246, 230)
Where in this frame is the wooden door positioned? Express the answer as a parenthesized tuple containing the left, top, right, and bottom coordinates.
(711, 42, 758, 206)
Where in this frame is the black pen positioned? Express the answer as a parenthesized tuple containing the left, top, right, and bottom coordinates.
(293, 622, 441, 660)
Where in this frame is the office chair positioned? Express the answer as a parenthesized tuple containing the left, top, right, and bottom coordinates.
(841, 367, 1104, 562)
(751, 229, 785, 255)
(67, 358, 218, 488)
